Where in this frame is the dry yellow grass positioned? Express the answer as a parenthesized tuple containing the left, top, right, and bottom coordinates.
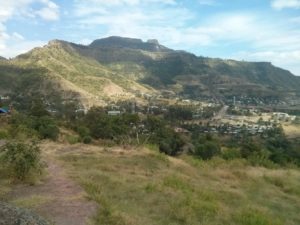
(40, 142, 300, 225)
(2, 141, 299, 225)
(282, 124, 300, 138)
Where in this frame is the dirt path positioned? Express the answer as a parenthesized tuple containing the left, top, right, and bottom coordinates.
(8, 155, 97, 225)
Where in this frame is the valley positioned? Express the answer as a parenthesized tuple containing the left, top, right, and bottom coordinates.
(0, 36, 299, 225)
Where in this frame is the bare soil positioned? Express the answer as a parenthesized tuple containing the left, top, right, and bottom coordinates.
(7, 145, 97, 225)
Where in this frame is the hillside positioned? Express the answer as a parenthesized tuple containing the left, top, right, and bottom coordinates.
(1, 36, 300, 109)
(73, 37, 300, 99)
(2, 142, 299, 225)
(0, 39, 156, 109)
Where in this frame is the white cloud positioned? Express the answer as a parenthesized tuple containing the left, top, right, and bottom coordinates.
(271, 0, 300, 10)
(12, 32, 25, 40)
(0, 0, 59, 58)
(0, 40, 46, 58)
(36, 0, 60, 21)
(233, 50, 300, 75)
(0, 0, 60, 22)
(72, 0, 300, 75)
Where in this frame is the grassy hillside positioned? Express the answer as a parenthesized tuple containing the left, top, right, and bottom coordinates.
(50, 143, 300, 225)
(14, 41, 154, 104)
(0, 61, 78, 110)
(0, 41, 155, 109)
(70, 37, 300, 99)
(1, 36, 300, 108)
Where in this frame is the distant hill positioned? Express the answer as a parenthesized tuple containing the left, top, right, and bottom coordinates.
(70, 36, 300, 99)
(89, 36, 171, 52)
(0, 36, 299, 109)
(0, 56, 6, 60)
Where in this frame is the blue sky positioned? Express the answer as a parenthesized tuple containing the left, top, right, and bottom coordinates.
(1, 0, 300, 75)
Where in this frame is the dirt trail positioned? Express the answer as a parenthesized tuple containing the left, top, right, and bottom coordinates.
(8, 154, 97, 225)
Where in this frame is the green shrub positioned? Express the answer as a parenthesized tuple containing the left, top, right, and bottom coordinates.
(82, 136, 92, 144)
(222, 148, 241, 160)
(34, 116, 59, 140)
(76, 126, 90, 138)
(66, 135, 80, 144)
(195, 141, 221, 160)
(0, 130, 8, 139)
(0, 140, 42, 181)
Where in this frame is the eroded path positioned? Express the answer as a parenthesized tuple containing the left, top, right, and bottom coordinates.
(7, 143, 97, 225)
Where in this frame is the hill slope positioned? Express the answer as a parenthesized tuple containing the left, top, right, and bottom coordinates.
(49, 143, 300, 225)
(1, 36, 300, 109)
(66, 36, 300, 100)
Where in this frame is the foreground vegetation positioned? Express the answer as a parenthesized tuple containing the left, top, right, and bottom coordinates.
(57, 143, 300, 225)
(0, 96, 299, 225)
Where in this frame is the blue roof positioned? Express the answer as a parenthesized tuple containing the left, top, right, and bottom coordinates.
(0, 108, 8, 113)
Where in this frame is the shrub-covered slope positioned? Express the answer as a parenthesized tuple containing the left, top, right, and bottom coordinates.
(1, 36, 300, 108)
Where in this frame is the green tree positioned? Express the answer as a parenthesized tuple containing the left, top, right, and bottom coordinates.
(33, 116, 59, 140)
(0, 140, 42, 180)
(195, 141, 221, 160)
(30, 98, 49, 117)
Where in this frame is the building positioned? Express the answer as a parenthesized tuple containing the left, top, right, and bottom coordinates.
(0, 108, 8, 114)
(273, 112, 296, 121)
(108, 111, 121, 116)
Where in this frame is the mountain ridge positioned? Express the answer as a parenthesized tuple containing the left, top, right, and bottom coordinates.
(1, 36, 299, 110)
(89, 36, 172, 52)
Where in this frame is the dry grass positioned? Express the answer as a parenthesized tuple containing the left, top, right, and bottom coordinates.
(282, 124, 300, 138)
(44, 142, 300, 225)
(11, 195, 53, 209)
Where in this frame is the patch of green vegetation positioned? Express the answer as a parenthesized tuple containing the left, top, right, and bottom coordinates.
(234, 208, 283, 225)
(12, 195, 52, 209)
(59, 146, 300, 225)
(0, 179, 11, 200)
(0, 140, 43, 182)
(66, 135, 80, 145)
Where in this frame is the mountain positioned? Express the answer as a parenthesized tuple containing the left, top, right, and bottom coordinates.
(89, 36, 171, 52)
(0, 56, 7, 61)
(70, 36, 300, 100)
(0, 36, 299, 110)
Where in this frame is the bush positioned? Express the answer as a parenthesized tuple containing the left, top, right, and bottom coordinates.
(0, 140, 42, 181)
(240, 142, 261, 159)
(82, 136, 92, 144)
(195, 141, 221, 160)
(0, 130, 9, 139)
(222, 148, 241, 160)
(158, 132, 185, 156)
(76, 126, 90, 138)
(66, 135, 80, 144)
(33, 116, 59, 140)
(9, 113, 59, 141)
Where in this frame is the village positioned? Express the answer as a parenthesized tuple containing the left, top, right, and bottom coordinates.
(1, 92, 299, 139)
(103, 93, 299, 138)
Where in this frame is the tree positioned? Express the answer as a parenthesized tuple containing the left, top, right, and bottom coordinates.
(195, 141, 221, 160)
(0, 140, 42, 180)
(30, 98, 49, 117)
(33, 116, 59, 140)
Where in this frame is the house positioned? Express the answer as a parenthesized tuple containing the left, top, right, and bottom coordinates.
(0, 108, 8, 114)
(273, 112, 289, 121)
(108, 110, 121, 116)
(174, 127, 190, 134)
(0, 96, 10, 100)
